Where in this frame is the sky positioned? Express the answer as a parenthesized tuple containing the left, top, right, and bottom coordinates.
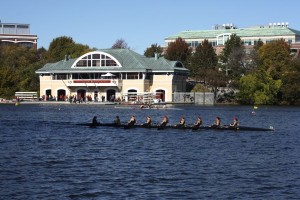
(2, 0, 300, 54)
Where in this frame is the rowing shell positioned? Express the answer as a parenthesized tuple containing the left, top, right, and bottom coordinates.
(76, 123, 275, 131)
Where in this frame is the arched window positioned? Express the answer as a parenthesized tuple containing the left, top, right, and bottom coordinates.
(175, 62, 184, 68)
(216, 33, 232, 45)
(73, 52, 121, 68)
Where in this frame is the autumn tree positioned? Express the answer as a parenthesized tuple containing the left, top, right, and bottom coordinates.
(189, 39, 218, 83)
(111, 38, 129, 49)
(144, 43, 163, 58)
(258, 39, 291, 80)
(237, 39, 291, 105)
(164, 37, 192, 64)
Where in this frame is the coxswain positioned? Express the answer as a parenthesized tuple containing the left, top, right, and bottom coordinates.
(230, 117, 239, 128)
(160, 115, 168, 127)
(127, 115, 136, 126)
(193, 116, 202, 128)
(212, 116, 221, 128)
(92, 116, 98, 125)
(143, 116, 152, 127)
(176, 116, 185, 127)
(114, 116, 121, 125)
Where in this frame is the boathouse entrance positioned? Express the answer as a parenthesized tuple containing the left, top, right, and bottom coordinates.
(156, 89, 165, 102)
(107, 89, 116, 102)
(77, 89, 86, 101)
(57, 89, 66, 101)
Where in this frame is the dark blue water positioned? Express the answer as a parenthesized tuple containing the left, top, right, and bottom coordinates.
(0, 104, 299, 199)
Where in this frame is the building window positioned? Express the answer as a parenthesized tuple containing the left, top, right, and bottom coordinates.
(243, 40, 252, 46)
(127, 73, 139, 79)
(216, 33, 231, 45)
(187, 41, 199, 47)
(210, 41, 217, 46)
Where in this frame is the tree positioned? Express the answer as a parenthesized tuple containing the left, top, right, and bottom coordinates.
(280, 58, 300, 104)
(164, 37, 192, 64)
(0, 45, 40, 98)
(206, 68, 228, 103)
(144, 43, 163, 58)
(111, 38, 129, 49)
(47, 36, 91, 62)
(219, 34, 242, 64)
(189, 39, 218, 83)
(238, 70, 282, 105)
(246, 40, 264, 73)
(219, 34, 245, 85)
(258, 39, 291, 80)
(47, 36, 75, 62)
(191, 83, 210, 92)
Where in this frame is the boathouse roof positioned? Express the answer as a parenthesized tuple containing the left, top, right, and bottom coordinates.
(36, 49, 189, 74)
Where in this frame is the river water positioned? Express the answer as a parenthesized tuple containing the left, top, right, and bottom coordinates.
(0, 104, 299, 199)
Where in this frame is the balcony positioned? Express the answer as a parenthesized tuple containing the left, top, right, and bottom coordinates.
(64, 79, 121, 87)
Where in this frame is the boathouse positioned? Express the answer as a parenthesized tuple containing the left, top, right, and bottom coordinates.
(35, 49, 189, 103)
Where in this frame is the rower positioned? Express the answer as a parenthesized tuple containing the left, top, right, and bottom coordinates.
(159, 115, 168, 127)
(230, 117, 239, 128)
(176, 116, 185, 127)
(92, 116, 98, 125)
(114, 116, 121, 125)
(143, 116, 151, 127)
(127, 115, 136, 126)
(212, 116, 221, 128)
(192, 116, 202, 128)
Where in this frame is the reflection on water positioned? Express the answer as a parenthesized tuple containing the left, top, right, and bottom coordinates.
(0, 104, 299, 199)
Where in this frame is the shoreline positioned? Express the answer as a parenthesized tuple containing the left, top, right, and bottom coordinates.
(0, 100, 198, 106)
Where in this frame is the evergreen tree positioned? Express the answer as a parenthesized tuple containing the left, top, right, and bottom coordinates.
(219, 34, 242, 64)
(189, 39, 217, 83)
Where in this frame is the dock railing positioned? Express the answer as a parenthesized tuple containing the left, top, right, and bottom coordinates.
(172, 92, 214, 105)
